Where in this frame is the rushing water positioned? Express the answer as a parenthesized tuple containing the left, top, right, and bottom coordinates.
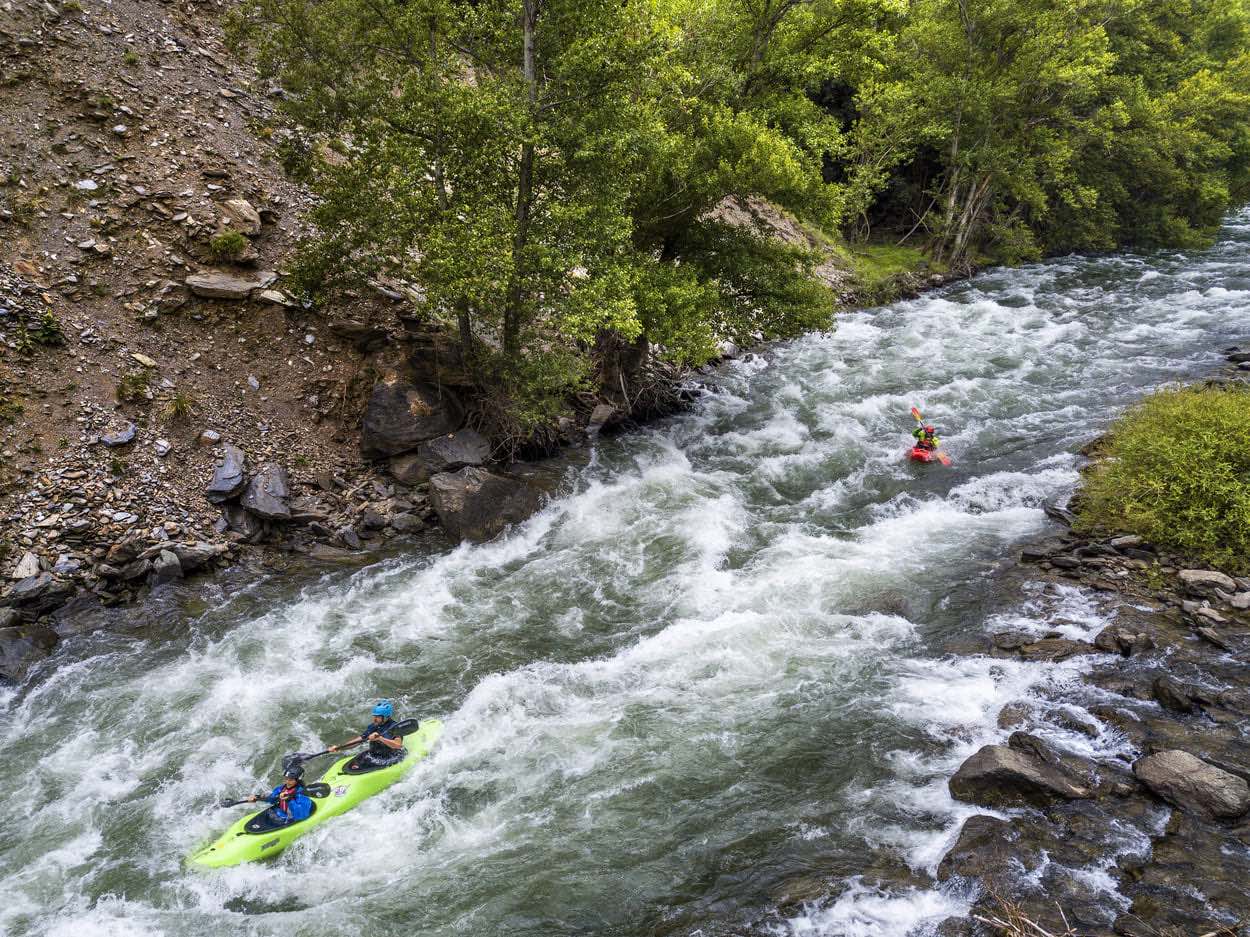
(3, 215, 1250, 937)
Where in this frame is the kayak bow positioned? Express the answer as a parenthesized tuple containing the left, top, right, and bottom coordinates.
(188, 719, 444, 869)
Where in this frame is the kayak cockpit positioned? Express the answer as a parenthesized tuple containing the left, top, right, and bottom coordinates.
(242, 799, 320, 834)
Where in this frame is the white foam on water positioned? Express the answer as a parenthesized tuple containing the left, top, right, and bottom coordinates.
(3, 212, 1249, 937)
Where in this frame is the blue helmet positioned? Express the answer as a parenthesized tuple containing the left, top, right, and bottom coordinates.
(372, 699, 394, 719)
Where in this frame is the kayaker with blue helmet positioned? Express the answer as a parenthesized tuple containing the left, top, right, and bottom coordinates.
(247, 764, 313, 824)
(328, 700, 409, 769)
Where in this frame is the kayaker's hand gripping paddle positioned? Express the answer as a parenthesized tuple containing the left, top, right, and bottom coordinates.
(219, 782, 331, 808)
(282, 718, 421, 770)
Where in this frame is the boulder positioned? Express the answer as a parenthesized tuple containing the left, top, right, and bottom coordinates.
(0, 573, 75, 619)
(390, 429, 491, 484)
(1153, 675, 1198, 714)
(0, 624, 59, 683)
(360, 381, 463, 459)
(221, 198, 262, 236)
(240, 463, 291, 520)
(205, 443, 247, 503)
(1017, 638, 1099, 662)
(185, 270, 277, 300)
(1178, 569, 1237, 595)
(1041, 499, 1076, 526)
(1133, 749, 1250, 819)
(936, 815, 1035, 883)
(429, 466, 547, 542)
(389, 512, 422, 533)
(222, 504, 264, 541)
(150, 550, 183, 586)
(587, 402, 617, 434)
(170, 541, 227, 571)
(949, 738, 1092, 808)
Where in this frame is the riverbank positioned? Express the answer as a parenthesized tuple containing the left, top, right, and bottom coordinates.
(930, 354, 1250, 935)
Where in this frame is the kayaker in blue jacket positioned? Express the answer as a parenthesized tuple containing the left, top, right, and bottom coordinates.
(328, 700, 409, 769)
(247, 764, 313, 824)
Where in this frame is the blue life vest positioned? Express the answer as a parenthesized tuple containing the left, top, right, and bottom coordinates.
(265, 783, 313, 822)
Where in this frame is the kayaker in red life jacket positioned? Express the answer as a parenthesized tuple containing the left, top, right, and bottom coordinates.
(328, 700, 410, 769)
(247, 764, 313, 824)
(913, 424, 940, 450)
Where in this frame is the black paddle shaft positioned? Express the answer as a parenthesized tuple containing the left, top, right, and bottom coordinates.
(285, 718, 420, 767)
(219, 782, 331, 808)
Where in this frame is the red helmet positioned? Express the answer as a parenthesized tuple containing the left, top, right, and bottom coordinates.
(923, 425, 935, 432)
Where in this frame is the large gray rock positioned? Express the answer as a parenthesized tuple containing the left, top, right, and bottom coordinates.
(150, 550, 183, 586)
(11, 551, 40, 579)
(185, 270, 277, 299)
(936, 815, 1038, 883)
(240, 463, 291, 520)
(100, 423, 137, 447)
(170, 541, 228, 571)
(1133, 749, 1250, 819)
(205, 443, 247, 503)
(222, 504, 264, 541)
(1178, 569, 1237, 594)
(429, 466, 546, 542)
(0, 573, 76, 619)
(221, 198, 262, 236)
(0, 624, 59, 683)
(949, 736, 1093, 807)
(360, 381, 462, 459)
(390, 429, 491, 484)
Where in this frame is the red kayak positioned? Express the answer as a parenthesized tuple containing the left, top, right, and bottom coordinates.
(909, 445, 951, 466)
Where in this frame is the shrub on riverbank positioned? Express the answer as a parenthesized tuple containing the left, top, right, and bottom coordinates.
(1078, 386, 1250, 571)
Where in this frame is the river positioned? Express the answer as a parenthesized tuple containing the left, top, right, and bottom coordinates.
(3, 214, 1249, 937)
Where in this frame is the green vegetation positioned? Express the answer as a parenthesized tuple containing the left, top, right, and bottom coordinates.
(233, 0, 1250, 439)
(115, 371, 152, 403)
(161, 391, 196, 422)
(208, 229, 249, 260)
(1078, 386, 1250, 571)
(122, 48, 140, 66)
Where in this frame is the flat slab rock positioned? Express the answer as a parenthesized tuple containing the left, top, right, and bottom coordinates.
(1133, 749, 1250, 819)
(185, 270, 277, 300)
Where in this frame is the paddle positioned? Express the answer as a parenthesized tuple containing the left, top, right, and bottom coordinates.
(909, 406, 952, 466)
(219, 782, 331, 808)
(283, 718, 421, 768)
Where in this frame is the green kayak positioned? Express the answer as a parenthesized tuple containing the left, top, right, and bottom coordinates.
(188, 719, 444, 869)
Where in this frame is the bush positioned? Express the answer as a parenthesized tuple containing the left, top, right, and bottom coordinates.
(208, 229, 248, 260)
(1077, 385, 1250, 571)
(115, 370, 151, 403)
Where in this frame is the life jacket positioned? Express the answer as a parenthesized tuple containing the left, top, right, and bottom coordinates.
(362, 718, 401, 757)
(268, 783, 313, 821)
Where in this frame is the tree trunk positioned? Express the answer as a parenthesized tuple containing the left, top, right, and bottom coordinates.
(503, 0, 539, 359)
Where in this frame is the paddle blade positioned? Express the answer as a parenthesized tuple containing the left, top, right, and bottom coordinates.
(305, 782, 331, 798)
(910, 406, 923, 422)
(936, 451, 952, 466)
(390, 718, 420, 737)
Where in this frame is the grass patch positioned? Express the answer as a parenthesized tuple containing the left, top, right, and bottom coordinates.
(1077, 385, 1250, 572)
(115, 370, 151, 403)
(845, 243, 930, 295)
(161, 391, 196, 422)
(208, 229, 248, 260)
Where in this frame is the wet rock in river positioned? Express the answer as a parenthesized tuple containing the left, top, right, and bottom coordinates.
(150, 550, 182, 586)
(429, 466, 547, 542)
(0, 623, 59, 683)
(1152, 675, 1199, 714)
(936, 815, 1038, 883)
(1133, 749, 1250, 819)
(0, 573, 76, 619)
(949, 736, 1093, 808)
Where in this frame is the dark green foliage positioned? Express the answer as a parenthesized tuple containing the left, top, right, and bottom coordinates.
(1078, 386, 1250, 571)
(208, 230, 249, 260)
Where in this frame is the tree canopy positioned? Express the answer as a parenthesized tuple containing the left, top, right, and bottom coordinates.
(233, 0, 1250, 438)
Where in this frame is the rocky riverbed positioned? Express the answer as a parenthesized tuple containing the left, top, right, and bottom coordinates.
(932, 361, 1250, 936)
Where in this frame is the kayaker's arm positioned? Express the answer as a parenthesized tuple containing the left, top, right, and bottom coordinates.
(327, 736, 363, 753)
(369, 732, 403, 750)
